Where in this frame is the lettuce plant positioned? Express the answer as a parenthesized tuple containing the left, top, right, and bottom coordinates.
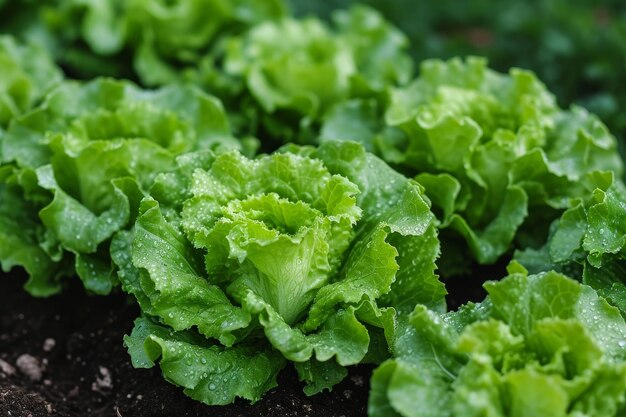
(294, 0, 626, 156)
(0, 77, 242, 295)
(370, 266, 626, 417)
(195, 5, 412, 144)
(325, 57, 622, 271)
(119, 142, 444, 403)
(516, 173, 626, 314)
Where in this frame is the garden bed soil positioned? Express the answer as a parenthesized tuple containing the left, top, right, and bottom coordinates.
(0, 260, 491, 417)
(0, 270, 373, 417)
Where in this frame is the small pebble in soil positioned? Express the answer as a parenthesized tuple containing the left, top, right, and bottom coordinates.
(350, 375, 364, 387)
(43, 338, 56, 352)
(92, 366, 113, 392)
(16, 354, 43, 381)
(68, 386, 80, 397)
(0, 358, 16, 376)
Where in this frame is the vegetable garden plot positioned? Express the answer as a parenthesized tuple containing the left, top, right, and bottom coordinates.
(1, 1, 626, 416)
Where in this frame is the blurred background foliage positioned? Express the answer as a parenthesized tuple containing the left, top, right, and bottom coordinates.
(293, 0, 626, 153)
(1, 0, 625, 149)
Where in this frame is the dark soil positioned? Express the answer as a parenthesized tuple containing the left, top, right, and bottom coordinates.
(444, 260, 507, 311)
(0, 270, 372, 417)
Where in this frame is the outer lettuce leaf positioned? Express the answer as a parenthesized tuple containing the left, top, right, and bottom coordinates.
(133, 198, 251, 346)
(294, 357, 348, 396)
(370, 269, 626, 417)
(0, 180, 69, 295)
(124, 316, 285, 405)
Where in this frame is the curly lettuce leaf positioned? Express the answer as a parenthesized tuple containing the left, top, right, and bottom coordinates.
(124, 316, 285, 405)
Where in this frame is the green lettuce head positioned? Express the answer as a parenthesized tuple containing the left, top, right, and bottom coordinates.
(516, 172, 626, 315)
(0, 78, 240, 295)
(201, 5, 412, 144)
(370, 266, 626, 417)
(326, 57, 622, 270)
(121, 142, 443, 404)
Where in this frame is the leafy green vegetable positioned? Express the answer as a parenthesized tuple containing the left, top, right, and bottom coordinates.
(124, 315, 286, 405)
(516, 173, 626, 315)
(0, 178, 70, 295)
(4, 0, 287, 82)
(120, 143, 441, 403)
(293, 0, 626, 165)
(1, 77, 241, 294)
(324, 56, 622, 269)
(193, 5, 412, 145)
(370, 268, 626, 417)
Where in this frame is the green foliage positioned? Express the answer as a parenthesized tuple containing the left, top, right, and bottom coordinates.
(293, 0, 626, 153)
(516, 174, 626, 315)
(119, 145, 441, 403)
(0, 0, 287, 82)
(0, 1, 625, 413)
(1, 75, 242, 294)
(370, 269, 626, 417)
(325, 56, 621, 269)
